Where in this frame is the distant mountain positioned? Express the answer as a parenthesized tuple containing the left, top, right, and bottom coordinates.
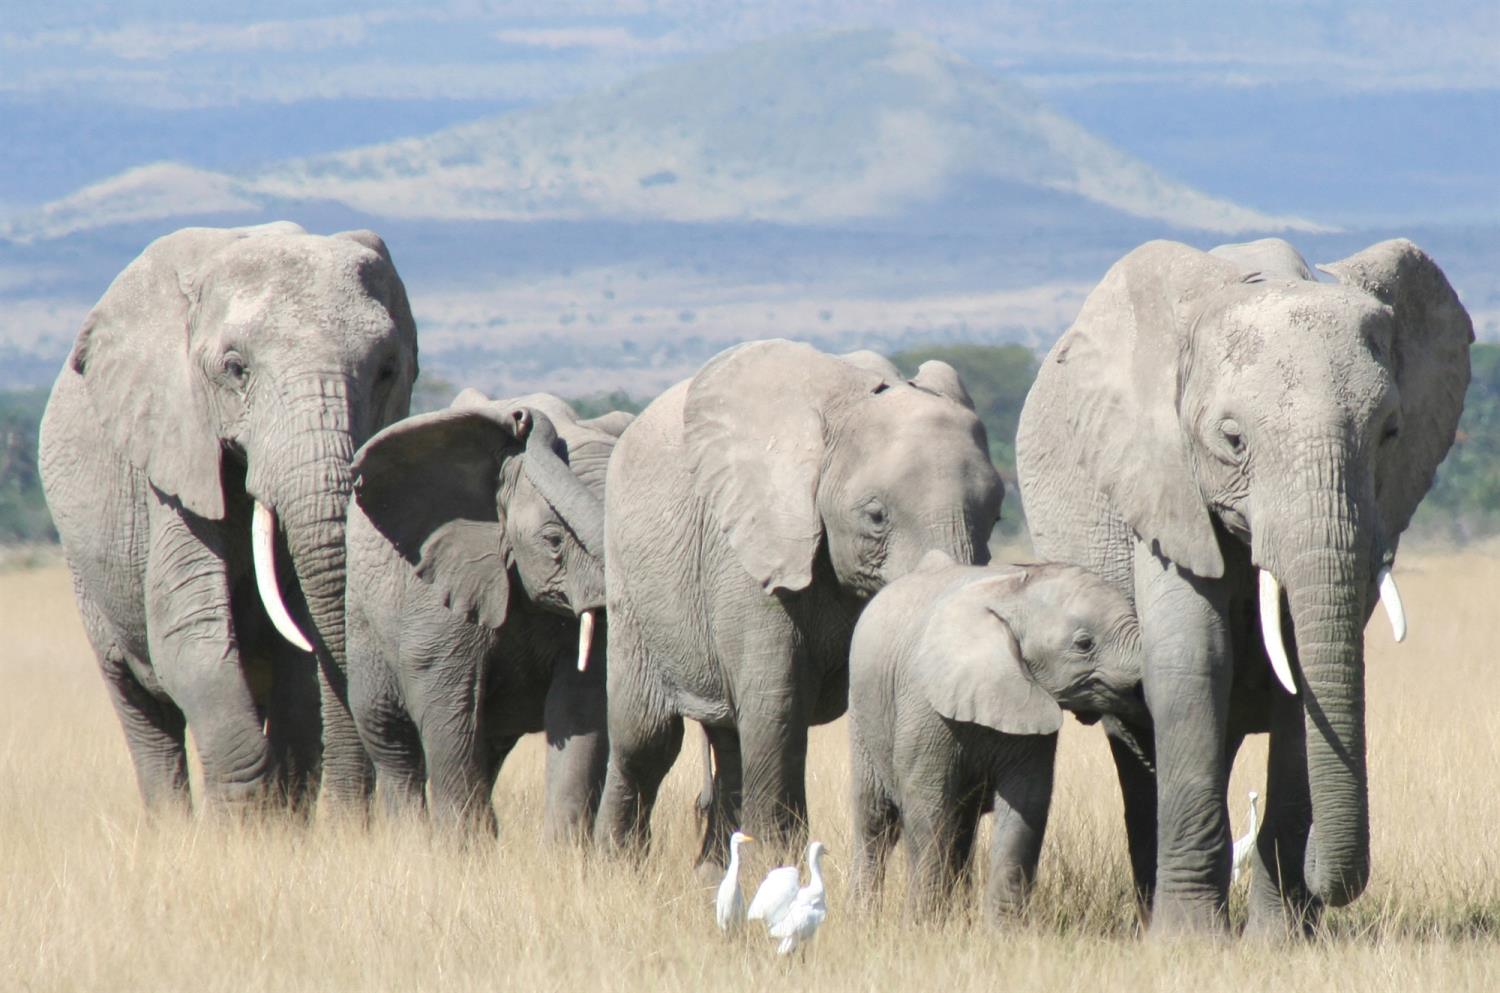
(1, 31, 1323, 244)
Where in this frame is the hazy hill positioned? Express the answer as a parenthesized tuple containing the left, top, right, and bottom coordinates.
(3, 31, 1319, 244)
(3, 30, 1492, 399)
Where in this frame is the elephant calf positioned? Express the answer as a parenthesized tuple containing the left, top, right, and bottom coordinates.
(344, 392, 629, 838)
(848, 552, 1150, 920)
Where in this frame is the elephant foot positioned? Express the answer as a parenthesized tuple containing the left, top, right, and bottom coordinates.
(1147, 893, 1230, 939)
(1245, 885, 1322, 941)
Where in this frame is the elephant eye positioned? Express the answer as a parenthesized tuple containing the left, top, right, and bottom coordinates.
(376, 360, 397, 384)
(1072, 632, 1095, 653)
(1381, 415, 1401, 445)
(1219, 418, 1245, 457)
(221, 351, 248, 384)
(861, 500, 888, 532)
(541, 527, 565, 555)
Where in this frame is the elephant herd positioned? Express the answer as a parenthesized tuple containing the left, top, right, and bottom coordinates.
(37, 221, 1473, 940)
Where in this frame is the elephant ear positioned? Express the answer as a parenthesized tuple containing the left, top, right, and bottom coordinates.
(1209, 238, 1316, 282)
(67, 227, 257, 520)
(352, 405, 534, 628)
(909, 360, 976, 411)
(1320, 239, 1474, 537)
(839, 349, 903, 379)
(686, 339, 887, 594)
(1055, 241, 1242, 579)
(335, 228, 393, 263)
(450, 387, 492, 410)
(917, 577, 1063, 735)
(580, 410, 635, 438)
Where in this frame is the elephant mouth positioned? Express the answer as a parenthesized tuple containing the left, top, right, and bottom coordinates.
(1210, 501, 1251, 542)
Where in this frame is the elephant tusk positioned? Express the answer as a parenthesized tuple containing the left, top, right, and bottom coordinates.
(252, 501, 314, 653)
(1258, 569, 1298, 696)
(577, 609, 596, 672)
(1377, 566, 1407, 643)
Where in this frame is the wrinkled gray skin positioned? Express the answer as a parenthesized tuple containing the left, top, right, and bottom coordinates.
(1016, 238, 1471, 935)
(39, 222, 418, 812)
(595, 340, 1004, 868)
(344, 392, 627, 838)
(849, 553, 1150, 921)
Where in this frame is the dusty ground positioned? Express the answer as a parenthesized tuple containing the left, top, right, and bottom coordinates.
(2, 554, 1498, 991)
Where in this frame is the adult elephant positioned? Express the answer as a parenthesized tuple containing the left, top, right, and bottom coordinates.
(595, 339, 1003, 868)
(344, 392, 629, 839)
(1016, 237, 1471, 935)
(40, 222, 418, 813)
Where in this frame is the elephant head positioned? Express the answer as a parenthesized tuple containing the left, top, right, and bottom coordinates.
(915, 556, 1149, 736)
(1053, 237, 1471, 905)
(684, 340, 1003, 597)
(68, 221, 418, 669)
(350, 401, 613, 670)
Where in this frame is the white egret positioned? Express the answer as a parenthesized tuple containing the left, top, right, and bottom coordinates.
(1231, 790, 1260, 884)
(747, 863, 802, 928)
(746, 841, 828, 954)
(716, 831, 755, 932)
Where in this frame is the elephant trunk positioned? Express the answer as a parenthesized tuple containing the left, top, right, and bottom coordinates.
(248, 373, 358, 675)
(518, 425, 607, 672)
(1264, 453, 1373, 908)
(521, 431, 607, 611)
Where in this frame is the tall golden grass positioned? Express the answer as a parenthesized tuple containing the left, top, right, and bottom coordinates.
(3, 555, 1498, 992)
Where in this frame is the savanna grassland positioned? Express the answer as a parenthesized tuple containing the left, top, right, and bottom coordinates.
(3, 554, 1499, 992)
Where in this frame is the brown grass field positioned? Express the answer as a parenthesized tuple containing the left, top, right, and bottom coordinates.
(3, 554, 1499, 992)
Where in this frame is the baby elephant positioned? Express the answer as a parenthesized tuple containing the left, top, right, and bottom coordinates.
(848, 552, 1150, 920)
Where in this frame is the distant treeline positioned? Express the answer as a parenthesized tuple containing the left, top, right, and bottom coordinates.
(4, 344, 1499, 546)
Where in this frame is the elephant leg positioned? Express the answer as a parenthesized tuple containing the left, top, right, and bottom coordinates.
(947, 791, 986, 895)
(595, 607, 684, 853)
(375, 720, 428, 822)
(417, 695, 495, 836)
(695, 724, 743, 871)
(483, 732, 520, 783)
(71, 577, 191, 811)
(693, 723, 716, 825)
(595, 701, 685, 853)
(1246, 684, 1320, 938)
(145, 502, 273, 810)
(231, 574, 320, 815)
(395, 624, 495, 834)
(541, 653, 609, 845)
(317, 658, 374, 815)
(901, 792, 973, 921)
(349, 674, 426, 820)
(985, 733, 1057, 921)
(260, 637, 322, 815)
(1107, 731, 1158, 922)
(737, 712, 809, 858)
(850, 746, 900, 914)
(1134, 542, 1235, 934)
(98, 644, 191, 812)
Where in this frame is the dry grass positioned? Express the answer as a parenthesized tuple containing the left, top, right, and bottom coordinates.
(3, 555, 1499, 992)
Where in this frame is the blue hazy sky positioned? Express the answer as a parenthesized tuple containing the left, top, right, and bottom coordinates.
(2, 1, 1497, 225)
